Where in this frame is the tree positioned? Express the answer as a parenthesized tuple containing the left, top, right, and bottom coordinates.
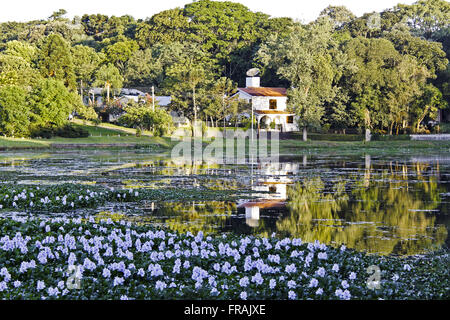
(207, 77, 238, 129)
(80, 14, 110, 41)
(0, 54, 41, 87)
(257, 19, 340, 141)
(384, 29, 448, 78)
(343, 37, 431, 134)
(93, 64, 123, 103)
(135, 8, 189, 48)
(0, 85, 30, 137)
(394, 0, 450, 40)
(183, 0, 271, 81)
(124, 48, 155, 87)
(104, 40, 138, 73)
(319, 5, 356, 29)
(4, 40, 37, 63)
(71, 45, 103, 85)
(118, 102, 174, 137)
(49, 9, 68, 21)
(165, 44, 214, 136)
(167, 62, 206, 137)
(411, 84, 447, 131)
(37, 34, 76, 89)
(28, 79, 79, 129)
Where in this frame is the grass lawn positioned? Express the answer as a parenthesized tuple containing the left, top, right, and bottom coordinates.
(2, 120, 450, 155)
(278, 139, 450, 155)
(0, 121, 175, 150)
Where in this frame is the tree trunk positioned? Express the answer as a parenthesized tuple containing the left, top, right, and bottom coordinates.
(389, 122, 394, 135)
(223, 94, 226, 133)
(365, 128, 371, 142)
(192, 86, 197, 137)
(303, 127, 307, 142)
(80, 80, 83, 102)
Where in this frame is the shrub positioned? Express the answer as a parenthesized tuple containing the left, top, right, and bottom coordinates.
(118, 104, 174, 137)
(55, 124, 90, 138)
(30, 124, 89, 139)
(30, 126, 55, 139)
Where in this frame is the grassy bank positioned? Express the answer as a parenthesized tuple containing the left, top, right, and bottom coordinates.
(0, 121, 175, 151)
(2, 121, 450, 155)
(278, 139, 450, 155)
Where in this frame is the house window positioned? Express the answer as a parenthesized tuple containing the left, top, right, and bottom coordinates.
(269, 99, 277, 109)
(287, 116, 294, 124)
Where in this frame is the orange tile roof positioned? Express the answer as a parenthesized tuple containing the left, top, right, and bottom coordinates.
(238, 87, 287, 97)
(238, 200, 287, 209)
(255, 110, 293, 115)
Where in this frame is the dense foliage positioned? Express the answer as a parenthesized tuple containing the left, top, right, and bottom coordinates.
(0, 216, 448, 299)
(117, 102, 174, 137)
(0, 0, 448, 137)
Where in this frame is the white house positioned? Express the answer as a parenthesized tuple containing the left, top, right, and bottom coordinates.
(235, 73, 299, 132)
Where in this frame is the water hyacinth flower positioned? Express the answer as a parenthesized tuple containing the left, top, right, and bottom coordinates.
(37, 280, 46, 291)
(113, 277, 124, 286)
(332, 264, 340, 272)
(341, 280, 350, 289)
(287, 280, 296, 289)
(269, 279, 276, 289)
(285, 264, 297, 274)
(318, 252, 328, 260)
(349, 272, 357, 280)
(316, 267, 326, 277)
(288, 290, 297, 300)
(155, 281, 167, 291)
(239, 276, 249, 287)
(240, 292, 247, 300)
(316, 288, 323, 295)
(251, 273, 264, 285)
(403, 264, 412, 271)
(309, 278, 319, 288)
(102, 268, 111, 278)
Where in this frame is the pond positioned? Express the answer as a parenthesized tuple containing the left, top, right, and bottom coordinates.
(0, 148, 449, 256)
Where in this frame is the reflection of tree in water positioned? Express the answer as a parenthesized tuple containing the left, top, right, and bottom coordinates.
(150, 201, 237, 235)
(281, 169, 447, 255)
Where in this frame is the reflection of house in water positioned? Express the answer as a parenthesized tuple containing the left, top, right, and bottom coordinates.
(237, 161, 299, 227)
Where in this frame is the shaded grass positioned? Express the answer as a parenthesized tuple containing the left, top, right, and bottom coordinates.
(0, 121, 175, 150)
(278, 139, 450, 155)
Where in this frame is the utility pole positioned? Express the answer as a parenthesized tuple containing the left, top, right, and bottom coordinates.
(152, 86, 155, 111)
(105, 81, 110, 104)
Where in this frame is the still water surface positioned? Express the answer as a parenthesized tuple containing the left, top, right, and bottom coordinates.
(1, 149, 449, 256)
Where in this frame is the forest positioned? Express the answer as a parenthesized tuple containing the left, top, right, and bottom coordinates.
(0, 0, 448, 138)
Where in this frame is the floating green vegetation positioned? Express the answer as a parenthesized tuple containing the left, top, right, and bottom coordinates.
(0, 183, 257, 213)
(0, 216, 448, 300)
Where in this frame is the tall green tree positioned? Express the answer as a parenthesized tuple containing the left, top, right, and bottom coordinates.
(257, 19, 341, 140)
(135, 8, 190, 48)
(104, 40, 138, 73)
(93, 63, 123, 102)
(29, 79, 80, 129)
(37, 34, 76, 89)
(0, 85, 30, 137)
(71, 45, 103, 86)
(206, 77, 238, 129)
